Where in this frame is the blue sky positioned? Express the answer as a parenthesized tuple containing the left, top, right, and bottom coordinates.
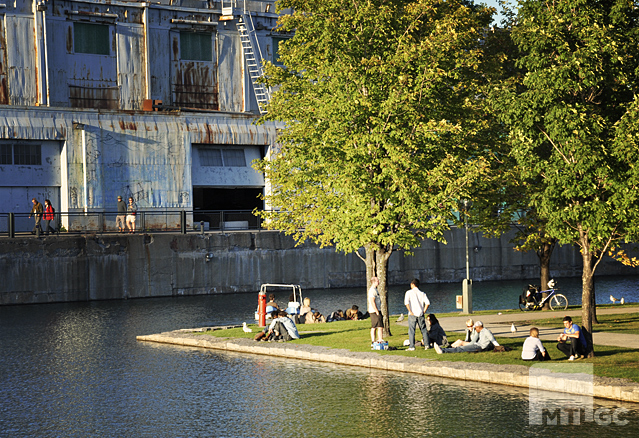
(480, 0, 514, 25)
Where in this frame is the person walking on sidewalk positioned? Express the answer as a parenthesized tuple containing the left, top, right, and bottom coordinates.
(126, 197, 137, 233)
(404, 278, 430, 351)
(116, 196, 127, 233)
(42, 199, 56, 235)
(29, 198, 43, 234)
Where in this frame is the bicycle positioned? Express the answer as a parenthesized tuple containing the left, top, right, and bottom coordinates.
(518, 279, 568, 311)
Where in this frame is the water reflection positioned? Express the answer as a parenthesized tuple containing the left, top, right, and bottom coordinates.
(1, 280, 638, 437)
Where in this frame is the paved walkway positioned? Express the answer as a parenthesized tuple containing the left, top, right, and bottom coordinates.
(427, 306, 639, 349)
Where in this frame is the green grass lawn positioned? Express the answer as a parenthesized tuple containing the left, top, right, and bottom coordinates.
(200, 317, 639, 383)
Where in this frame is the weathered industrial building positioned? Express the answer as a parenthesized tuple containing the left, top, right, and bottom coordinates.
(0, 0, 283, 231)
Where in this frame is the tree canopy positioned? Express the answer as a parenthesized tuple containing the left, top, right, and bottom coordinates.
(490, 0, 639, 341)
(254, 0, 498, 333)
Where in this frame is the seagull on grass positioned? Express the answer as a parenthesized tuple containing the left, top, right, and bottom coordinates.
(242, 322, 252, 333)
(397, 313, 405, 322)
(610, 295, 620, 304)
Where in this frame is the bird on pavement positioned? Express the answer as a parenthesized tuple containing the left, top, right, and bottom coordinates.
(511, 323, 517, 334)
(610, 295, 620, 303)
(242, 322, 252, 333)
(397, 313, 405, 322)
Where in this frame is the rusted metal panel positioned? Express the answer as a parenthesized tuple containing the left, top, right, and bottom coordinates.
(217, 30, 243, 112)
(65, 17, 119, 109)
(0, 17, 9, 104)
(170, 32, 219, 110)
(148, 23, 172, 103)
(117, 23, 146, 110)
(5, 15, 37, 106)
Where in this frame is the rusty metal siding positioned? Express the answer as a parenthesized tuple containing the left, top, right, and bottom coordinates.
(170, 31, 219, 110)
(67, 22, 119, 109)
(217, 29, 243, 112)
(0, 17, 9, 104)
(5, 14, 37, 106)
(117, 23, 146, 110)
(0, 107, 278, 215)
(147, 14, 171, 103)
(46, 16, 71, 107)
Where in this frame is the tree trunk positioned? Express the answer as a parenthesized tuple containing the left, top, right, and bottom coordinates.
(364, 243, 376, 286)
(579, 226, 596, 358)
(374, 246, 393, 337)
(537, 239, 556, 310)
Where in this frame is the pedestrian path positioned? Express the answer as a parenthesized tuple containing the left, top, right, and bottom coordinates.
(428, 306, 639, 349)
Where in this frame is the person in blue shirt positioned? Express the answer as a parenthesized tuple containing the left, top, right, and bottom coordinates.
(557, 316, 587, 360)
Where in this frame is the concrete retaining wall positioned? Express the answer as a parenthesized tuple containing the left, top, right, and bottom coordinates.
(136, 330, 639, 404)
(1, 228, 636, 305)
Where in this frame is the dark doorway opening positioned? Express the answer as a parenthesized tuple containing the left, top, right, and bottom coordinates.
(193, 187, 263, 229)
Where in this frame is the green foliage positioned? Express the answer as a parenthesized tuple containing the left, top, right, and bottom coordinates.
(489, 0, 639, 329)
(254, 0, 498, 254)
(492, 0, 639, 250)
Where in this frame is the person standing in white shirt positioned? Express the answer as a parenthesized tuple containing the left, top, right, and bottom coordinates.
(367, 277, 383, 347)
(404, 278, 430, 351)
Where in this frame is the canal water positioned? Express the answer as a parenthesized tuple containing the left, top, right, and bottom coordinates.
(1, 277, 638, 437)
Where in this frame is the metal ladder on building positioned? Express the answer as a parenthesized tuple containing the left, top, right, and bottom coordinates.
(222, 1, 270, 114)
(237, 13, 270, 114)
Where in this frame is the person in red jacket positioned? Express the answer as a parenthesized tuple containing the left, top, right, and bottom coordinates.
(42, 199, 56, 235)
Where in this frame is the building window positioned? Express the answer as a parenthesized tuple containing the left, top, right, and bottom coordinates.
(14, 144, 42, 165)
(199, 148, 223, 166)
(180, 32, 213, 61)
(74, 22, 110, 55)
(0, 144, 11, 164)
(199, 148, 246, 167)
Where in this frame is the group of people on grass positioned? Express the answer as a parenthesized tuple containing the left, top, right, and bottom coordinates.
(255, 279, 589, 360)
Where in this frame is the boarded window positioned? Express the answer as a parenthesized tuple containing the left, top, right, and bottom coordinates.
(13, 144, 42, 165)
(74, 22, 110, 55)
(223, 149, 246, 167)
(180, 32, 213, 61)
(0, 144, 11, 164)
(199, 148, 223, 166)
(199, 148, 246, 167)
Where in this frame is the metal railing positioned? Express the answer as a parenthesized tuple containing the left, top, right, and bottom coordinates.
(0, 210, 265, 237)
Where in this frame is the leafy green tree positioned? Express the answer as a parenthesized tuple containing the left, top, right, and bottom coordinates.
(253, 0, 496, 334)
(490, 0, 639, 347)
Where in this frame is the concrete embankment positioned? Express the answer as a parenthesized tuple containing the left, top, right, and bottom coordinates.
(137, 329, 639, 404)
(4, 227, 637, 305)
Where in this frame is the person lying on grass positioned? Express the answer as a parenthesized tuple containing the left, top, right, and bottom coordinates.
(434, 321, 499, 354)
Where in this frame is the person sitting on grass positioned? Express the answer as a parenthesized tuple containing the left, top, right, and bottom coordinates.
(426, 314, 449, 348)
(434, 321, 499, 354)
(266, 294, 280, 313)
(345, 305, 363, 320)
(557, 316, 587, 361)
(450, 318, 478, 348)
(522, 327, 550, 361)
(304, 311, 326, 324)
(255, 311, 300, 341)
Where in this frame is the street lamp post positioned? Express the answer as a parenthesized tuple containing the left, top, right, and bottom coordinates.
(461, 199, 473, 314)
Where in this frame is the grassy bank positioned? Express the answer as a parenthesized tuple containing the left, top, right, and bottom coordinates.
(201, 316, 639, 383)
